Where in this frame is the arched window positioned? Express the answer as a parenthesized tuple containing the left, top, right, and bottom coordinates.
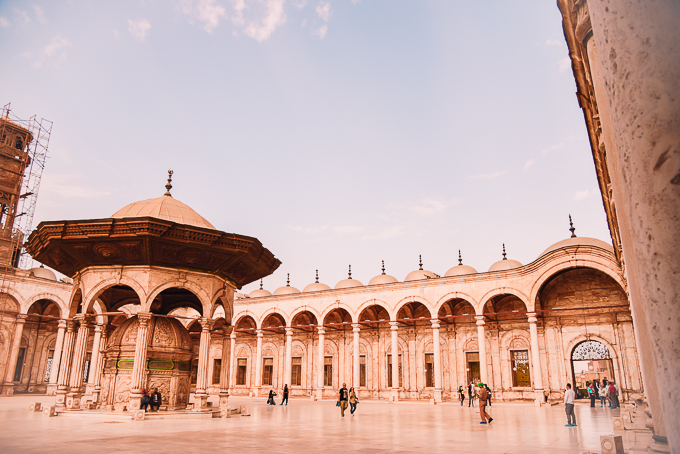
(15, 138, 23, 150)
(571, 340, 614, 395)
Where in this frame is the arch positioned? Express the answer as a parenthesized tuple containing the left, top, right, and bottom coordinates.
(478, 288, 530, 315)
(320, 302, 357, 324)
(233, 313, 257, 331)
(433, 291, 478, 317)
(567, 336, 620, 392)
(393, 296, 434, 320)
(145, 280, 210, 315)
(395, 299, 432, 321)
(81, 276, 146, 315)
(0, 289, 22, 313)
(565, 335, 618, 361)
(22, 293, 67, 317)
(529, 260, 625, 310)
(258, 308, 289, 329)
(355, 299, 391, 321)
(289, 306, 321, 326)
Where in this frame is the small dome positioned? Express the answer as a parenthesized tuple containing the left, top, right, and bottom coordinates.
(368, 274, 398, 285)
(273, 285, 300, 295)
(444, 265, 478, 277)
(304, 282, 331, 292)
(112, 195, 215, 230)
(539, 237, 614, 257)
(335, 278, 363, 289)
(30, 266, 56, 281)
(488, 259, 522, 272)
(404, 269, 437, 281)
(249, 289, 272, 298)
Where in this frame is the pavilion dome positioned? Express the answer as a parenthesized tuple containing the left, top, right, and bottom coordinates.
(303, 271, 331, 292)
(369, 274, 398, 285)
(29, 265, 56, 281)
(539, 237, 614, 257)
(335, 266, 363, 289)
(273, 274, 300, 295)
(488, 259, 522, 272)
(249, 288, 272, 298)
(444, 265, 478, 277)
(112, 195, 215, 230)
(404, 256, 436, 282)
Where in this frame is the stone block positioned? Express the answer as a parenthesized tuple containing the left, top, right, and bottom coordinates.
(220, 409, 230, 418)
(600, 435, 624, 454)
(42, 405, 56, 417)
(29, 402, 42, 412)
(131, 410, 145, 421)
(612, 417, 625, 431)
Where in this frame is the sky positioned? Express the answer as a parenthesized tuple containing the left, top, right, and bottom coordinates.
(0, 0, 611, 294)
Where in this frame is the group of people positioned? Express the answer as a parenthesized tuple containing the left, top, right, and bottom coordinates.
(458, 382, 492, 409)
(139, 387, 162, 412)
(267, 384, 290, 405)
(585, 378, 620, 409)
(337, 383, 359, 417)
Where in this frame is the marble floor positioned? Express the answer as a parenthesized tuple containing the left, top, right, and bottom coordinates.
(0, 395, 621, 453)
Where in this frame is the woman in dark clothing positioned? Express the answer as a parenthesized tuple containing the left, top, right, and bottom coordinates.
(468, 383, 474, 407)
(589, 383, 597, 407)
(485, 385, 492, 406)
(280, 385, 289, 405)
(459, 386, 465, 406)
(267, 389, 277, 405)
(140, 389, 150, 411)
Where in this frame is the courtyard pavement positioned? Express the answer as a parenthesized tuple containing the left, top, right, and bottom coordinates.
(0, 395, 620, 453)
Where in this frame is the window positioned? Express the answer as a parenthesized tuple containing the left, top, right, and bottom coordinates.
(212, 359, 222, 385)
(190, 359, 199, 384)
(359, 355, 366, 387)
(323, 356, 333, 387)
(15, 138, 23, 150)
(237, 358, 247, 385)
(262, 358, 274, 386)
(387, 354, 403, 388)
(44, 349, 55, 382)
(291, 357, 302, 386)
(83, 353, 92, 382)
(14, 347, 26, 382)
(511, 350, 531, 387)
(425, 353, 434, 388)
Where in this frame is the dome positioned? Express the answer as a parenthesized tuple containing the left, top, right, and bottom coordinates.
(335, 278, 363, 289)
(304, 282, 331, 292)
(404, 269, 437, 281)
(112, 195, 215, 230)
(444, 265, 478, 277)
(539, 237, 614, 257)
(249, 288, 272, 298)
(368, 274, 398, 285)
(273, 285, 300, 295)
(107, 315, 193, 353)
(30, 265, 56, 281)
(488, 259, 523, 272)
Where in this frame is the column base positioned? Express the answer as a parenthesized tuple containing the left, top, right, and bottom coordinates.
(391, 389, 399, 402)
(55, 387, 68, 409)
(1, 382, 15, 396)
(65, 392, 83, 410)
(192, 393, 210, 412)
(46, 383, 58, 396)
(534, 389, 544, 407)
(316, 388, 324, 400)
(128, 391, 142, 412)
(433, 389, 443, 403)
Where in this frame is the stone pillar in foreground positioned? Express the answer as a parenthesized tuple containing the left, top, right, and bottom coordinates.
(527, 312, 544, 406)
(284, 327, 293, 388)
(218, 327, 231, 416)
(475, 316, 488, 385)
(316, 327, 325, 399)
(228, 331, 236, 393)
(390, 321, 399, 401)
(1, 314, 27, 396)
(66, 318, 91, 410)
(47, 319, 66, 395)
(432, 320, 443, 403)
(254, 329, 263, 397)
(55, 319, 76, 409)
(91, 326, 107, 405)
(352, 324, 360, 390)
(193, 317, 214, 411)
(128, 313, 152, 411)
(87, 324, 103, 393)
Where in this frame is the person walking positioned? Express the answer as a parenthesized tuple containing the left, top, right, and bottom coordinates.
(588, 383, 597, 408)
(150, 387, 162, 412)
(564, 383, 576, 426)
(468, 383, 475, 407)
(349, 387, 358, 415)
(478, 383, 493, 424)
(338, 383, 349, 417)
(598, 382, 607, 407)
(280, 384, 289, 406)
(609, 381, 619, 409)
(485, 385, 492, 406)
(458, 386, 465, 406)
(267, 389, 277, 405)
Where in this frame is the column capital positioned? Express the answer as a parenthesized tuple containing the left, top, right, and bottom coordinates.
(65, 319, 77, 331)
(93, 323, 104, 333)
(198, 317, 215, 331)
(15, 314, 28, 323)
(230, 331, 237, 339)
(352, 323, 361, 332)
(316, 326, 325, 335)
(527, 312, 538, 323)
(137, 313, 153, 326)
(431, 320, 441, 329)
(285, 327, 294, 336)
(389, 321, 399, 330)
(256, 329, 264, 338)
(57, 319, 68, 329)
(475, 315, 485, 326)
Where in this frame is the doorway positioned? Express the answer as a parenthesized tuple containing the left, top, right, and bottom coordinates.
(466, 352, 480, 384)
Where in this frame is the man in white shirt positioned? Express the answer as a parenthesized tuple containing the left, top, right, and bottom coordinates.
(564, 383, 576, 426)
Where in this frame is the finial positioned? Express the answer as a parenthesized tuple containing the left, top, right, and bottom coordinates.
(259, 279, 263, 290)
(348, 265, 352, 279)
(164, 169, 174, 196)
(502, 244, 507, 260)
(315, 270, 319, 283)
(458, 250, 463, 266)
(569, 214, 576, 238)
(419, 255, 423, 270)
(381, 260, 385, 275)
(286, 273, 290, 287)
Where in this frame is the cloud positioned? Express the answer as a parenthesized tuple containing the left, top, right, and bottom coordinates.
(27, 34, 72, 68)
(289, 224, 364, 236)
(33, 5, 46, 24)
(316, 2, 331, 21)
(409, 197, 457, 216)
(300, 18, 306, 27)
(350, 0, 361, 4)
(467, 170, 508, 181)
(41, 174, 111, 200)
(180, 0, 227, 33)
(558, 56, 571, 72)
(291, 0, 308, 9)
(574, 189, 597, 201)
(13, 8, 31, 27)
(312, 24, 327, 39)
(541, 142, 565, 155)
(128, 18, 151, 42)
(0, 17, 10, 28)
(524, 159, 535, 170)
(113, 29, 120, 39)
(362, 226, 405, 241)
(44, 34, 70, 57)
(544, 38, 563, 47)
(232, 0, 286, 42)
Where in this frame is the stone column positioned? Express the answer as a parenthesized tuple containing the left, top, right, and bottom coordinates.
(254, 329, 263, 397)
(55, 320, 76, 409)
(352, 324, 360, 389)
(66, 318, 91, 410)
(1, 314, 27, 396)
(91, 326, 107, 405)
(475, 316, 488, 385)
(87, 324, 103, 391)
(284, 327, 293, 388)
(193, 317, 214, 411)
(389, 321, 399, 401)
(128, 313, 152, 411)
(432, 320, 443, 403)
(218, 327, 231, 415)
(316, 327, 325, 399)
(228, 331, 236, 393)
(47, 319, 67, 395)
(527, 312, 544, 406)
